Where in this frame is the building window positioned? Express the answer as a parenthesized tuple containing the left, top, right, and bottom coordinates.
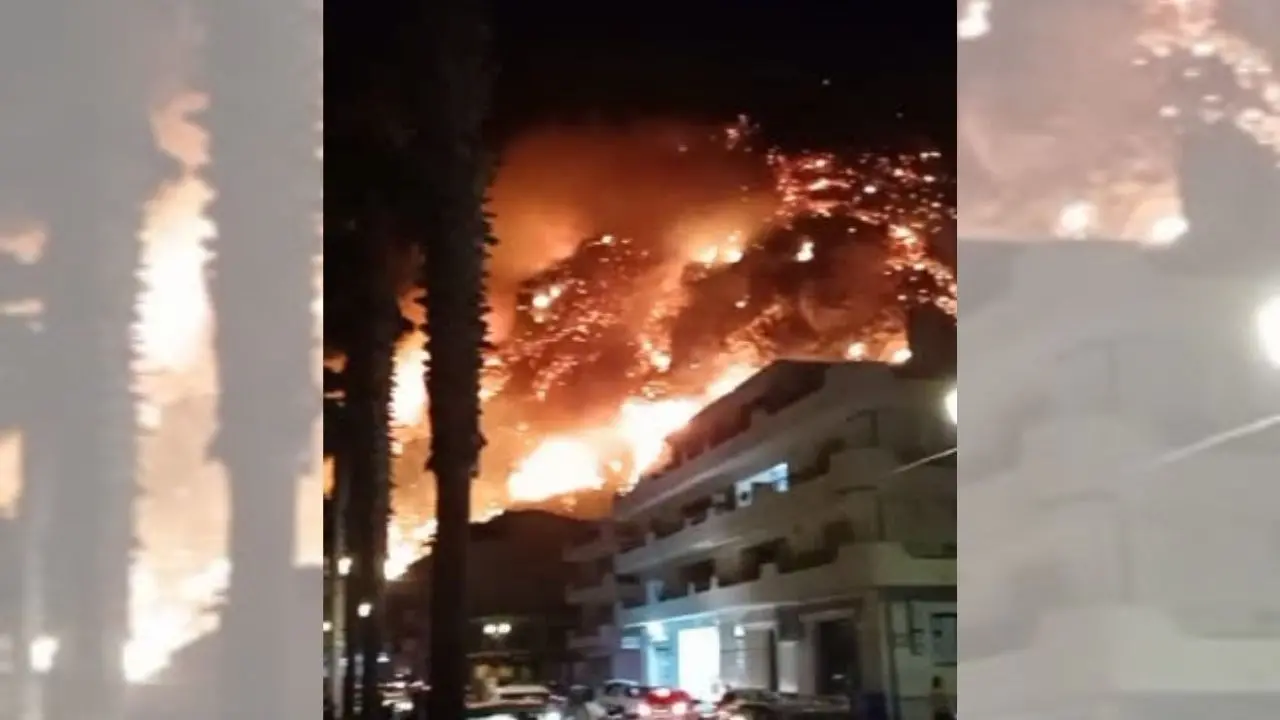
(734, 463, 788, 504)
(929, 612, 957, 666)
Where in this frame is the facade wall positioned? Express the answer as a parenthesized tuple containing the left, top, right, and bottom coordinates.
(963, 241, 1280, 719)
(610, 649, 642, 682)
(596, 361, 956, 713)
(393, 511, 588, 683)
(627, 596, 955, 717)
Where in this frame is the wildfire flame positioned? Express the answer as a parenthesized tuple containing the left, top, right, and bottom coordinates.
(381, 0, 1278, 571)
(0, 86, 323, 684)
(375, 118, 958, 567)
(958, 0, 1278, 242)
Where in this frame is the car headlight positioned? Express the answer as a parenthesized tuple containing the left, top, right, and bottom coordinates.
(394, 699, 413, 711)
(543, 711, 562, 720)
(637, 702, 652, 717)
(672, 702, 688, 715)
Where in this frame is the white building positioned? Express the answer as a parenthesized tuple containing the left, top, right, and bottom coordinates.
(567, 358, 956, 719)
(962, 238, 1280, 719)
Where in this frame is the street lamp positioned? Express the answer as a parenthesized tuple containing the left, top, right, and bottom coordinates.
(28, 635, 58, 674)
(944, 386, 957, 425)
(482, 622, 512, 638)
(1256, 295, 1280, 367)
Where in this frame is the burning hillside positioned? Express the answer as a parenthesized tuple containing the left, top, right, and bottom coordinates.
(958, 0, 1279, 241)
(380, 118, 956, 566)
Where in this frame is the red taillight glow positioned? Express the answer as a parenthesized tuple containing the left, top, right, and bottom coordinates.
(643, 688, 693, 714)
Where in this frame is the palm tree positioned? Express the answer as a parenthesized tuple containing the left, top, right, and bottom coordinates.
(200, 0, 320, 716)
(408, 0, 496, 716)
(336, 221, 399, 717)
(326, 8, 412, 708)
(29, 3, 166, 719)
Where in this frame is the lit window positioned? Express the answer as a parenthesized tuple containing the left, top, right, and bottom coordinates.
(733, 463, 788, 504)
(766, 463, 789, 492)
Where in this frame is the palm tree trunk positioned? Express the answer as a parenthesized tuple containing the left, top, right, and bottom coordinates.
(412, 1, 495, 717)
(201, 0, 320, 717)
(36, 2, 159, 717)
(341, 279, 398, 717)
(326, 32, 400, 714)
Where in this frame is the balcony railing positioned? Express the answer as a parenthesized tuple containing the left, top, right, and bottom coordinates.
(567, 623, 619, 653)
(565, 573, 642, 607)
(614, 445, 905, 575)
(617, 542, 955, 627)
(564, 525, 616, 563)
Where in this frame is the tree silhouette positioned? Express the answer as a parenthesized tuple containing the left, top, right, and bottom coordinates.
(200, 0, 320, 717)
(327, 13, 409, 714)
(31, 5, 168, 719)
(410, 1, 496, 717)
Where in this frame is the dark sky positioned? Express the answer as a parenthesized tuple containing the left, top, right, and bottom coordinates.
(491, 0, 955, 150)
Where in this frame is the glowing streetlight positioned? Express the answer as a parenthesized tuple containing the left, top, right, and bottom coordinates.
(944, 387, 957, 425)
(28, 635, 58, 674)
(483, 622, 512, 637)
(338, 556, 353, 577)
(357, 601, 372, 618)
(1257, 295, 1280, 368)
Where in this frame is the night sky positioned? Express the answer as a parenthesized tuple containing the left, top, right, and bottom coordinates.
(491, 0, 955, 150)
(330, 0, 954, 152)
(324, 0, 956, 354)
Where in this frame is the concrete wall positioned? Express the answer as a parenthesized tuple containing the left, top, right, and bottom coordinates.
(610, 649, 642, 682)
(885, 599, 956, 715)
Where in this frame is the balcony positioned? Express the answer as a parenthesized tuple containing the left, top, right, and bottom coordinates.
(564, 525, 616, 564)
(568, 623, 620, 654)
(615, 445, 906, 575)
(616, 365, 890, 520)
(617, 542, 956, 627)
(566, 573, 643, 607)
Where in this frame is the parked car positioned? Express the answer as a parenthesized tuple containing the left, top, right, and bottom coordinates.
(598, 684, 697, 719)
(493, 683, 558, 705)
(713, 690, 852, 720)
(564, 684, 610, 719)
(467, 697, 566, 720)
(598, 681, 645, 717)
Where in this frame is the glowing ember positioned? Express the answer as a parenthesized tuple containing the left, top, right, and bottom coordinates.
(960, 0, 1278, 240)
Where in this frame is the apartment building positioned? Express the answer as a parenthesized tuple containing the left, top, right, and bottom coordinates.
(963, 238, 1280, 719)
(390, 510, 588, 685)
(580, 357, 956, 720)
(563, 522, 643, 684)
